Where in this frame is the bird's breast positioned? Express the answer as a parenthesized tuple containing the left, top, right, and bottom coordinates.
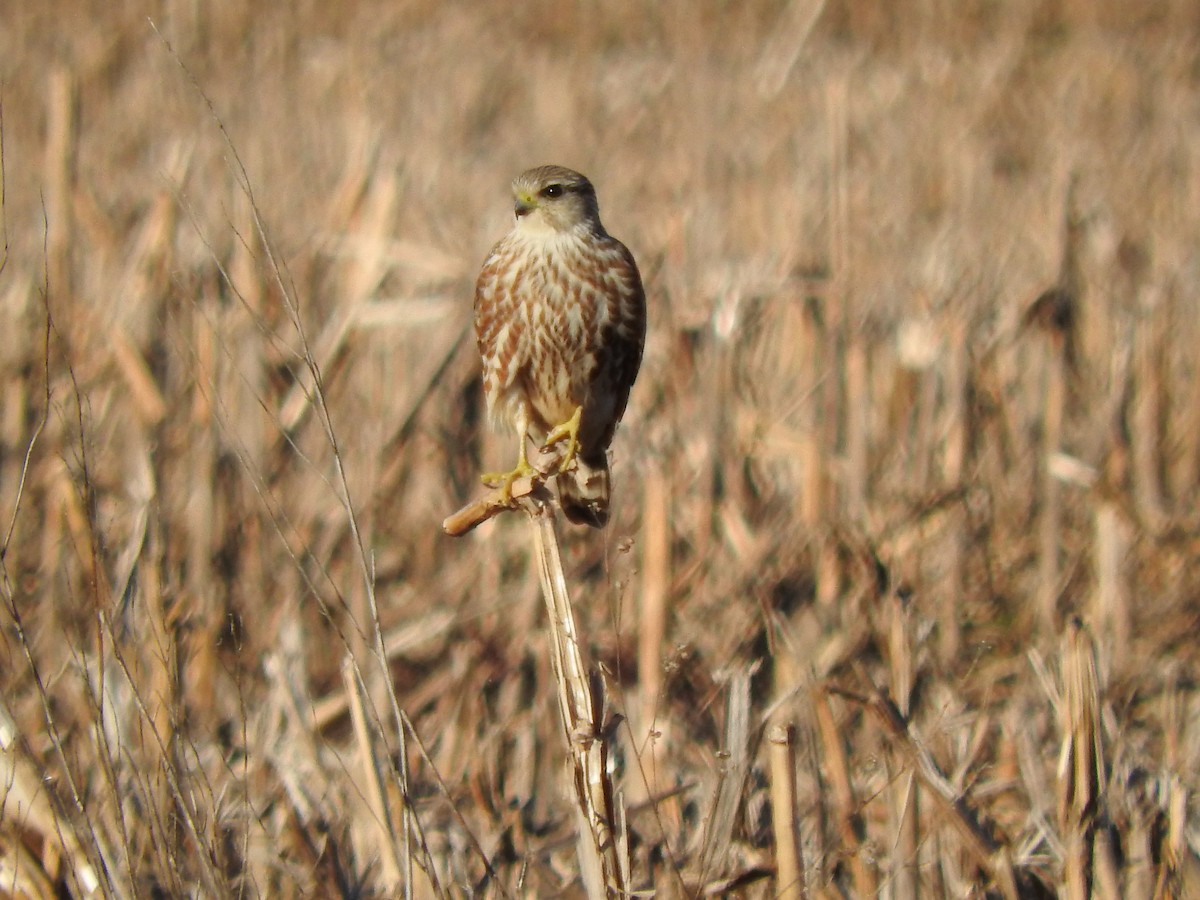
(477, 231, 630, 436)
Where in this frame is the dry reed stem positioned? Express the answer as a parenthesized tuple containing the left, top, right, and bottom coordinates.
(109, 333, 168, 426)
(1091, 488, 1131, 672)
(0, 698, 101, 897)
(1123, 790, 1157, 900)
(1131, 287, 1167, 531)
(1094, 826, 1122, 900)
(815, 75, 850, 615)
(1056, 618, 1106, 900)
(97, 616, 227, 898)
(1037, 342, 1066, 634)
(811, 682, 877, 898)
(44, 67, 74, 297)
(275, 169, 403, 437)
(768, 723, 807, 900)
(1163, 776, 1200, 897)
(795, 296, 825, 530)
(636, 462, 671, 803)
(753, 0, 827, 97)
(530, 504, 627, 898)
(344, 656, 404, 890)
(308, 609, 458, 731)
(887, 594, 919, 900)
(698, 668, 752, 885)
(185, 63, 426, 896)
(850, 674, 1024, 900)
(1176, 301, 1200, 499)
(844, 334, 868, 523)
(937, 315, 968, 664)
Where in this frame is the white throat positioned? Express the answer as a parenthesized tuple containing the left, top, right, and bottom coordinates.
(513, 212, 599, 248)
(514, 210, 560, 239)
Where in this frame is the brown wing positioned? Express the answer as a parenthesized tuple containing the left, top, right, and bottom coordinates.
(577, 236, 646, 464)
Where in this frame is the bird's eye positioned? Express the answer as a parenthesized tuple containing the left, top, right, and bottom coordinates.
(542, 184, 565, 199)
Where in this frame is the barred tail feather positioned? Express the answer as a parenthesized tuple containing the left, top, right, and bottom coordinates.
(557, 457, 610, 528)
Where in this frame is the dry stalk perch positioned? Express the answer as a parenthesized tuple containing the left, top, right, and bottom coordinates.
(442, 446, 562, 537)
(444, 465, 628, 898)
(531, 504, 629, 898)
(442, 474, 545, 536)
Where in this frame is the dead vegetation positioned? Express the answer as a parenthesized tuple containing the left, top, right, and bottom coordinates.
(2, 1, 1200, 896)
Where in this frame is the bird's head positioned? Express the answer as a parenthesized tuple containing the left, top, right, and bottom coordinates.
(510, 165, 603, 236)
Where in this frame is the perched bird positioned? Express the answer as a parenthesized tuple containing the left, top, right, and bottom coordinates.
(474, 165, 646, 527)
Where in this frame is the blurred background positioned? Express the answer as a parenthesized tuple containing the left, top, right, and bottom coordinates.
(2, 1, 1199, 896)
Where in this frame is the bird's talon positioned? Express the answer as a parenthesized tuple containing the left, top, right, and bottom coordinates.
(543, 437, 579, 474)
(480, 459, 536, 505)
(542, 407, 583, 474)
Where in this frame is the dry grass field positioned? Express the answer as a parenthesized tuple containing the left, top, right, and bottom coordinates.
(3, 0, 1200, 896)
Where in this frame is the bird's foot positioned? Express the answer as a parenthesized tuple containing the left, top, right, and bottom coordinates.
(480, 456, 537, 505)
(542, 406, 583, 474)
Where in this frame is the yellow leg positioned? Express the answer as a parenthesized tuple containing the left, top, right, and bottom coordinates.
(481, 406, 536, 504)
(542, 405, 583, 474)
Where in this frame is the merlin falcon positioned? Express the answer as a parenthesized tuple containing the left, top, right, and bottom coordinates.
(474, 165, 646, 527)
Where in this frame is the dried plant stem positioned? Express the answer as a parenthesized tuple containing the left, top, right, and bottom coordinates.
(794, 293, 841, 610)
(699, 669, 752, 883)
(99, 613, 229, 899)
(796, 296, 825, 530)
(1164, 776, 1200, 895)
(888, 595, 919, 900)
(530, 504, 627, 898)
(891, 772, 920, 900)
(344, 656, 404, 890)
(768, 724, 807, 899)
(817, 75, 850, 612)
(0, 698, 103, 897)
(638, 464, 670, 720)
(852, 673, 1023, 900)
(938, 315, 968, 663)
(1091, 492, 1130, 671)
(636, 462, 671, 804)
(844, 334, 869, 522)
(218, 72, 422, 897)
(1130, 290, 1166, 529)
(1176, 307, 1200, 499)
(812, 683, 877, 898)
(1037, 343, 1066, 632)
(1056, 619, 1107, 900)
(443, 447, 562, 536)
(44, 66, 75, 295)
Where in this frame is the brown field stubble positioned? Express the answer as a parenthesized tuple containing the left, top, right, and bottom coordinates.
(1, 1, 1199, 896)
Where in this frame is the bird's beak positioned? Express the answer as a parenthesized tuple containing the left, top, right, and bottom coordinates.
(514, 193, 537, 217)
